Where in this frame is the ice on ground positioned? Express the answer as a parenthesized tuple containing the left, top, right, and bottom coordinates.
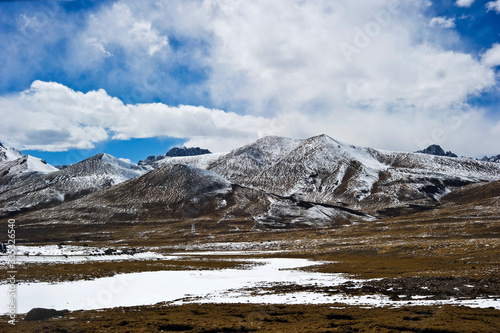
(0, 257, 498, 314)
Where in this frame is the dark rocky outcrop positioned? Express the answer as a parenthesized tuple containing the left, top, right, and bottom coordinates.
(416, 144, 457, 158)
(24, 308, 69, 321)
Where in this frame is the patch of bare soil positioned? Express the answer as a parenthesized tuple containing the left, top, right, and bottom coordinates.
(1, 303, 498, 333)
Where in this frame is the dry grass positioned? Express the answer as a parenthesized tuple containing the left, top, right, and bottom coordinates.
(1, 303, 498, 333)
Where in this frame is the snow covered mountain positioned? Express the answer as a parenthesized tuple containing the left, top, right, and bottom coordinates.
(4, 135, 500, 227)
(0, 153, 151, 217)
(144, 135, 500, 214)
(18, 162, 367, 232)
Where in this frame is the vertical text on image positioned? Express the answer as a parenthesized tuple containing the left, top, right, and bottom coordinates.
(6, 219, 17, 325)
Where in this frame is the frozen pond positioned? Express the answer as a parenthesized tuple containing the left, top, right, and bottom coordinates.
(1, 257, 499, 314)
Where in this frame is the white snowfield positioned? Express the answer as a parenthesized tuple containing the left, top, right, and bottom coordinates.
(0, 252, 498, 314)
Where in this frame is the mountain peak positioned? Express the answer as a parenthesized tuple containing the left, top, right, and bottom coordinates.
(416, 144, 458, 158)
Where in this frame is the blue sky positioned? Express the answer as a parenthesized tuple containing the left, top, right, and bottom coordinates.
(1, 0, 500, 165)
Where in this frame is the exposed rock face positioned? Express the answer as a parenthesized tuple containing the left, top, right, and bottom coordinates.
(416, 144, 458, 158)
(165, 147, 212, 157)
(481, 154, 500, 163)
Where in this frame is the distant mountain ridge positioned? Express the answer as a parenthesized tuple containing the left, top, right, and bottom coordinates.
(481, 154, 500, 163)
(139, 147, 212, 165)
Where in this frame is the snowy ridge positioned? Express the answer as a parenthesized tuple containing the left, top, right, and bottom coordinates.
(0, 153, 151, 217)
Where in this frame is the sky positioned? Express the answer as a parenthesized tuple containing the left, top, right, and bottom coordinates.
(0, 0, 500, 165)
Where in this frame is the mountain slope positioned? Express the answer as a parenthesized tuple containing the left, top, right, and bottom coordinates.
(0, 153, 151, 217)
(0, 155, 59, 192)
(15, 163, 365, 243)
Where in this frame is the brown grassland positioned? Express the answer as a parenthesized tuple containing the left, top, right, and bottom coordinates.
(0, 188, 499, 332)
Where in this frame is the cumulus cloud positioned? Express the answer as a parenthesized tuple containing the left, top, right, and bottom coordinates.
(482, 43, 500, 67)
(429, 16, 456, 29)
(1, 80, 500, 157)
(0, 81, 268, 152)
(486, 0, 500, 12)
(2, 0, 500, 157)
(87, 2, 168, 57)
(456, 0, 475, 7)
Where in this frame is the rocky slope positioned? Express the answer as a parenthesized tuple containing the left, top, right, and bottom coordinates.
(18, 162, 363, 235)
(0, 142, 59, 193)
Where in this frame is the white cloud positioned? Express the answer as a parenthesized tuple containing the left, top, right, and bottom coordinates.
(2, 0, 500, 157)
(0, 81, 269, 152)
(429, 16, 456, 29)
(1, 80, 499, 157)
(71, 2, 169, 69)
(486, 0, 500, 12)
(482, 43, 500, 67)
(456, 0, 475, 8)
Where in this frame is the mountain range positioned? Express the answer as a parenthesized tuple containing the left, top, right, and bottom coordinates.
(0, 149, 150, 218)
(1, 135, 500, 230)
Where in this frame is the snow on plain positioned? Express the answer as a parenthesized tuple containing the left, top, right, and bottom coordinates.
(0, 255, 498, 314)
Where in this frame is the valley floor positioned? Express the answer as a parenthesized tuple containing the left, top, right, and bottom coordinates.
(1, 203, 499, 332)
